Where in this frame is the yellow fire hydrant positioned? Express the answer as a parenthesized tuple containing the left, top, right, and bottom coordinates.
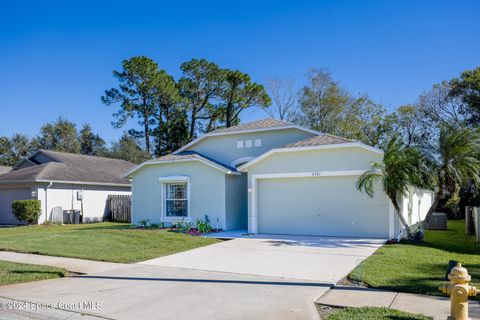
(439, 263, 478, 320)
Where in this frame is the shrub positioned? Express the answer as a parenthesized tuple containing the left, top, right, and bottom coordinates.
(171, 218, 193, 232)
(11, 200, 41, 224)
(137, 219, 150, 228)
(196, 215, 212, 234)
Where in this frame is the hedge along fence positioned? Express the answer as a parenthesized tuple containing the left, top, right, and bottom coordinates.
(12, 199, 41, 224)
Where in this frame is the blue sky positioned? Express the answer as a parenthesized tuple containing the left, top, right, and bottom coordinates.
(0, 0, 479, 144)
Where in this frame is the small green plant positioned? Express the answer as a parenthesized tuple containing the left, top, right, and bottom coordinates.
(150, 222, 165, 229)
(11, 200, 41, 224)
(196, 215, 212, 234)
(171, 218, 193, 232)
(137, 219, 150, 228)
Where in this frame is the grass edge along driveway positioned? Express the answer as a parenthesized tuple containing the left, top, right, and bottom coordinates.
(324, 307, 431, 320)
(349, 219, 479, 296)
(0, 260, 67, 286)
(0, 223, 220, 263)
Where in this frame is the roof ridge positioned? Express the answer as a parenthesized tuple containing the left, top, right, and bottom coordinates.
(209, 118, 292, 133)
(39, 149, 135, 164)
(0, 162, 50, 179)
(320, 133, 355, 142)
(152, 151, 236, 172)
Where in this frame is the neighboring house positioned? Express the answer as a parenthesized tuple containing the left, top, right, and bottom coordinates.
(125, 118, 433, 239)
(0, 150, 134, 225)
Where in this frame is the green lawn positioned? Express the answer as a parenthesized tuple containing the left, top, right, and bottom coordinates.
(0, 260, 67, 285)
(325, 307, 431, 320)
(0, 223, 219, 263)
(349, 219, 480, 296)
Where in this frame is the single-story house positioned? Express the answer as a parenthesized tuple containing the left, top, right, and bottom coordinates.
(0, 149, 135, 225)
(124, 118, 433, 239)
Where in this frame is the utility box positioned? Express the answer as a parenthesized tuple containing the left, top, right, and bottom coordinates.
(428, 212, 448, 230)
(51, 206, 63, 223)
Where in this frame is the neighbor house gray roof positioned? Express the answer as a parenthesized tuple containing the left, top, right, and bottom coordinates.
(150, 151, 237, 172)
(0, 166, 11, 174)
(0, 149, 135, 186)
(211, 118, 292, 134)
(281, 134, 353, 148)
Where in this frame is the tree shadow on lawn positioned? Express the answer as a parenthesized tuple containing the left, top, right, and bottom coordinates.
(68, 225, 133, 231)
(10, 270, 66, 277)
(418, 223, 480, 255)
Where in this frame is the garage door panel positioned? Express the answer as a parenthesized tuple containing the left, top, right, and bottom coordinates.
(0, 189, 31, 224)
(257, 176, 389, 238)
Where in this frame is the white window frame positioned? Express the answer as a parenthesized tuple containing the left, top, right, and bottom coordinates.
(245, 140, 253, 148)
(254, 139, 262, 147)
(159, 176, 191, 221)
(236, 141, 244, 149)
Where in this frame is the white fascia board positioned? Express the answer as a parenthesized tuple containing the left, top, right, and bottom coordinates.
(0, 179, 37, 184)
(35, 180, 131, 187)
(172, 125, 321, 155)
(238, 142, 383, 172)
(251, 170, 366, 180)
(123, 158, 239, 178)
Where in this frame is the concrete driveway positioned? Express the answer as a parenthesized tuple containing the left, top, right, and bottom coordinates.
(140, 234, 385, 283)
(0, 235, 384, 320)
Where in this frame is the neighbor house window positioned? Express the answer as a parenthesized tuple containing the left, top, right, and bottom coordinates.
(165, 183, 188, 217)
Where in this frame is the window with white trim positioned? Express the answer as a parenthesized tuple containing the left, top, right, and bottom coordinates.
(245, 140, 253, 148)
(165, 183, 188, 217)
(236, 141, 244, 148)
(254, 139, 262, 147)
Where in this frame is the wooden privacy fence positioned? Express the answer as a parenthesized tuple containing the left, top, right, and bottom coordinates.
(107, 195, 131, 223)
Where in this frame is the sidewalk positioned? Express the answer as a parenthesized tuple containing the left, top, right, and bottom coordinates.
(316, 286, 480, 320)
(0, 251, 126, 274)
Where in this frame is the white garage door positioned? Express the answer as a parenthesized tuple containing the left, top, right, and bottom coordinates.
(257, 176, 389, 238)
(0, 189, 31, 224)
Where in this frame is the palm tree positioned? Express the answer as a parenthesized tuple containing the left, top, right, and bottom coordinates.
(423, 125, 480, 226)
(356, 136, 433, 238)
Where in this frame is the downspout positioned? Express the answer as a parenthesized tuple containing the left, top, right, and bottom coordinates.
(44, 182, 53, 223)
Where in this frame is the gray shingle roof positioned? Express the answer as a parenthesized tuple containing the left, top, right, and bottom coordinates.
(282, 134, 353, 148)
(0, 166, 11, 174)
(210, 118, 292, 134)
(0, 150, 135, 186)
(150, 151, 236, 172)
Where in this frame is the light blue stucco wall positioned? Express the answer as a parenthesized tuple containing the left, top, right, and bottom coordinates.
(247, 146, 383, 174)
(188, 128, 315, 166)
(130, 161, 227, 229)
